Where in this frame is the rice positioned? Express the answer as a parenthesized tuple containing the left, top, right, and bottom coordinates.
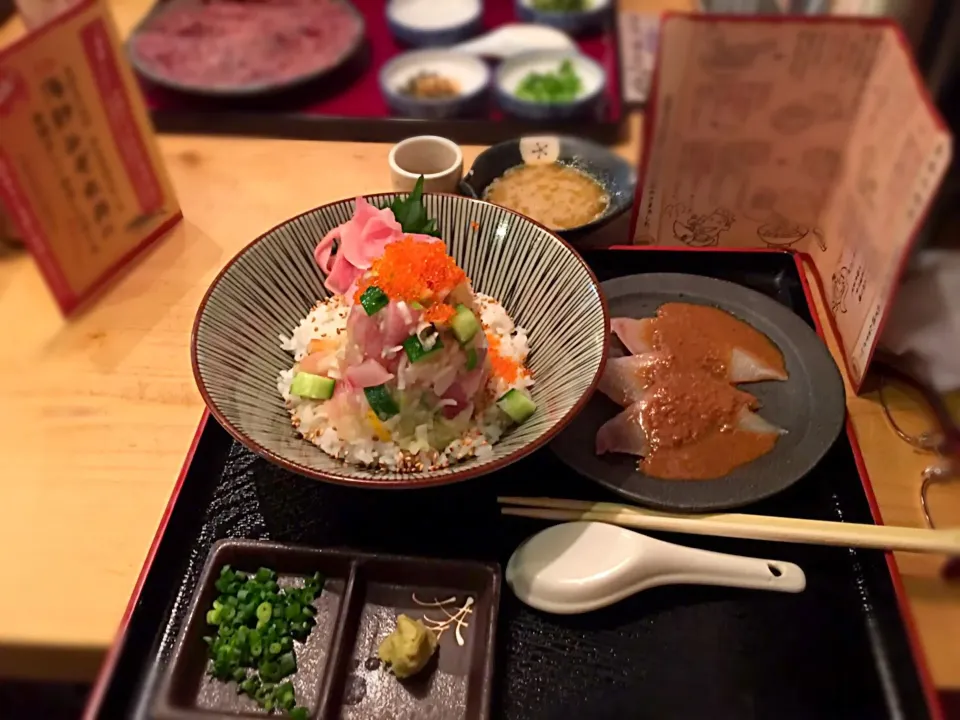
(277, 291, 533, 472)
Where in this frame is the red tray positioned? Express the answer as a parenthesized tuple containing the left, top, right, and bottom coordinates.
(136, 0, 625, 144)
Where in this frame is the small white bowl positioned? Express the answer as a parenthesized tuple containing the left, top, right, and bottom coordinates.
(379, 50, 490, 119)
(515, 0, 612, 36)
(386, 0, 483, 47)
(496, 50, 607, 120)
(388, 136, 464, 193)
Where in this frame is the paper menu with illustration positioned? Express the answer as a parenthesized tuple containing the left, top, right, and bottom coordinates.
(0, 0, 180, 314)
(631, 14, 952, 391)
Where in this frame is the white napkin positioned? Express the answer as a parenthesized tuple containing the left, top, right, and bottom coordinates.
(880, 249, 960, 392)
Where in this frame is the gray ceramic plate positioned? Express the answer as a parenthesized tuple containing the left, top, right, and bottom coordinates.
(552, 273, 846, 512)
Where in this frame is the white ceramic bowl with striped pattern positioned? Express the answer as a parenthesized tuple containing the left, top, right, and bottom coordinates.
(191, 193, 609, 488)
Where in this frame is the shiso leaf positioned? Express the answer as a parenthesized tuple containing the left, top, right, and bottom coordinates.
(379, 175, 441, 237)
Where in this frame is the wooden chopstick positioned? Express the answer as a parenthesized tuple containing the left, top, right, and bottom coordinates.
(497, 497, 960, 555)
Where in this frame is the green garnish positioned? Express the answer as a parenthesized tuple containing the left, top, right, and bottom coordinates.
(465, 347, 478, 371)
(532, 0, 587, 9)
(402, 333, 444, 364)
(380, 176, 440, 237)
(359, 285, 389, 315)
(364, 384, 400, 420)
(515, 60, 583, 104)
(203, 565, 324, 717)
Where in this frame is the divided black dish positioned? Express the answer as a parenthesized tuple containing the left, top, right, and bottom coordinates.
(154, 541, 499, 720)
(90, 249, 936, 720)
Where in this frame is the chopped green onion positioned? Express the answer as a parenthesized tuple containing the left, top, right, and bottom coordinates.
(200, 565, 325, 714)
(256, 602, 272, 624)
(278, 651, 297, 678)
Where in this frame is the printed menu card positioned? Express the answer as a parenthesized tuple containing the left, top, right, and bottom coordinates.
(0, 0, 181, 314)
(631, 14, 952, 391)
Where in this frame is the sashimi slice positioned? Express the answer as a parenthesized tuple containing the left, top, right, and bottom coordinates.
(597, 353, 667, 407)
(596, 401, 650, 457)
(596, 403, 783, 458)
(728, 347, 788, 382)
(611, 317, 655, 355)
(345, 358, 394, 388)
(598, 354, 762, 408)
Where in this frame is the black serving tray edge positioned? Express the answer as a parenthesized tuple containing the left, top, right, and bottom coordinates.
(82, 246, 946, 720)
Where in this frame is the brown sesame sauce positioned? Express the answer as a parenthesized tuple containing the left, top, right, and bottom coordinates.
(636, 303, 786, 480)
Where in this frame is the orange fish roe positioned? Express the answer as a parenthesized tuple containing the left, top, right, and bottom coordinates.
(423, 303, 455, 325)
(486, 332, 525, 384)
(354, 236, 467, 305)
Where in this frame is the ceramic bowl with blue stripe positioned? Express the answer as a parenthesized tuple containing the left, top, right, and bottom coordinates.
(515, 0, 613, 36)
(386, 0, 483, 48)
(191, 193, 609, 488)
(495, 50, 606, 121)
(380, 50, 491, 120)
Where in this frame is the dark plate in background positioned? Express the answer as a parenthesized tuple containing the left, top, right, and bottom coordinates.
(87, 249, 938, 720)
(127, 0, 367, 98)
(553, 273, 846, 512)
(460, 135, 636, 241)
(154, 540, 500, 720)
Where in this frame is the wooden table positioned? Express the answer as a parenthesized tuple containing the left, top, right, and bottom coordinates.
(0, 0, 958, 697)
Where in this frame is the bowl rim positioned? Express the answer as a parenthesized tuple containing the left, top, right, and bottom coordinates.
(190, 192, 610, 489)
(495, 50, 607, 108)
(126, 0, 367, 98)
(460, 134, 636, 235)
(386, 0, 484, 35)
(515, 0, 613, 16)
(378, 49, 492, 108)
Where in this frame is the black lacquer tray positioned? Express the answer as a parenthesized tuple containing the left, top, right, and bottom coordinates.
(85, 247, 942, 720)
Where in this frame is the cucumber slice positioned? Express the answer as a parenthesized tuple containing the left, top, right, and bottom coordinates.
(465, 347, 478, 371)
(290, 372, 336, 400)
(359, 286, 389, 316)
(402, 333, 443, 363)
(450, 305, 480, 344)
(364, 385, 400, 420)
(497, 389, 536, 424)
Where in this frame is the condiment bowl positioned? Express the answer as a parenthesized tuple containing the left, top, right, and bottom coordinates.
(495, 50, 607, 121)
(191, 194, 609, 489)
(379, 50, 491, 120)
(460, 135, 636, 241)
(386, 0, 483, 48)
(514, 0, 613, 36)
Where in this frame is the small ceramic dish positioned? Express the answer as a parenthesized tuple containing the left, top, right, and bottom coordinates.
(551, 273, 846, 512)
(460, 135, 635, 240)
(379, 50, 490, 120)
(514, 0, 613, 36)
(388, 135, 464, 193)
(495, 50, 606, 121)
(386, 0, 483, 48)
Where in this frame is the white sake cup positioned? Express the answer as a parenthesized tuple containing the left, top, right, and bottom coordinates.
(388, 135, 464, 194)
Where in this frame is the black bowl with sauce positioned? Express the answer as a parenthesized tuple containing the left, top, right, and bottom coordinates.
(459, 135, 636, 241)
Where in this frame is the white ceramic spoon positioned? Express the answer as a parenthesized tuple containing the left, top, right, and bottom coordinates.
(451, 24, 576, 59)
(506, 521, 806, 614)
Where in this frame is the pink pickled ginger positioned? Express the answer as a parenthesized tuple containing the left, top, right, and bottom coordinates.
(314, 196, 441, 296)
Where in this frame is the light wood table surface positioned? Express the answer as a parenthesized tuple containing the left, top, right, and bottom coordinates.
(0, 0, 958, 694)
